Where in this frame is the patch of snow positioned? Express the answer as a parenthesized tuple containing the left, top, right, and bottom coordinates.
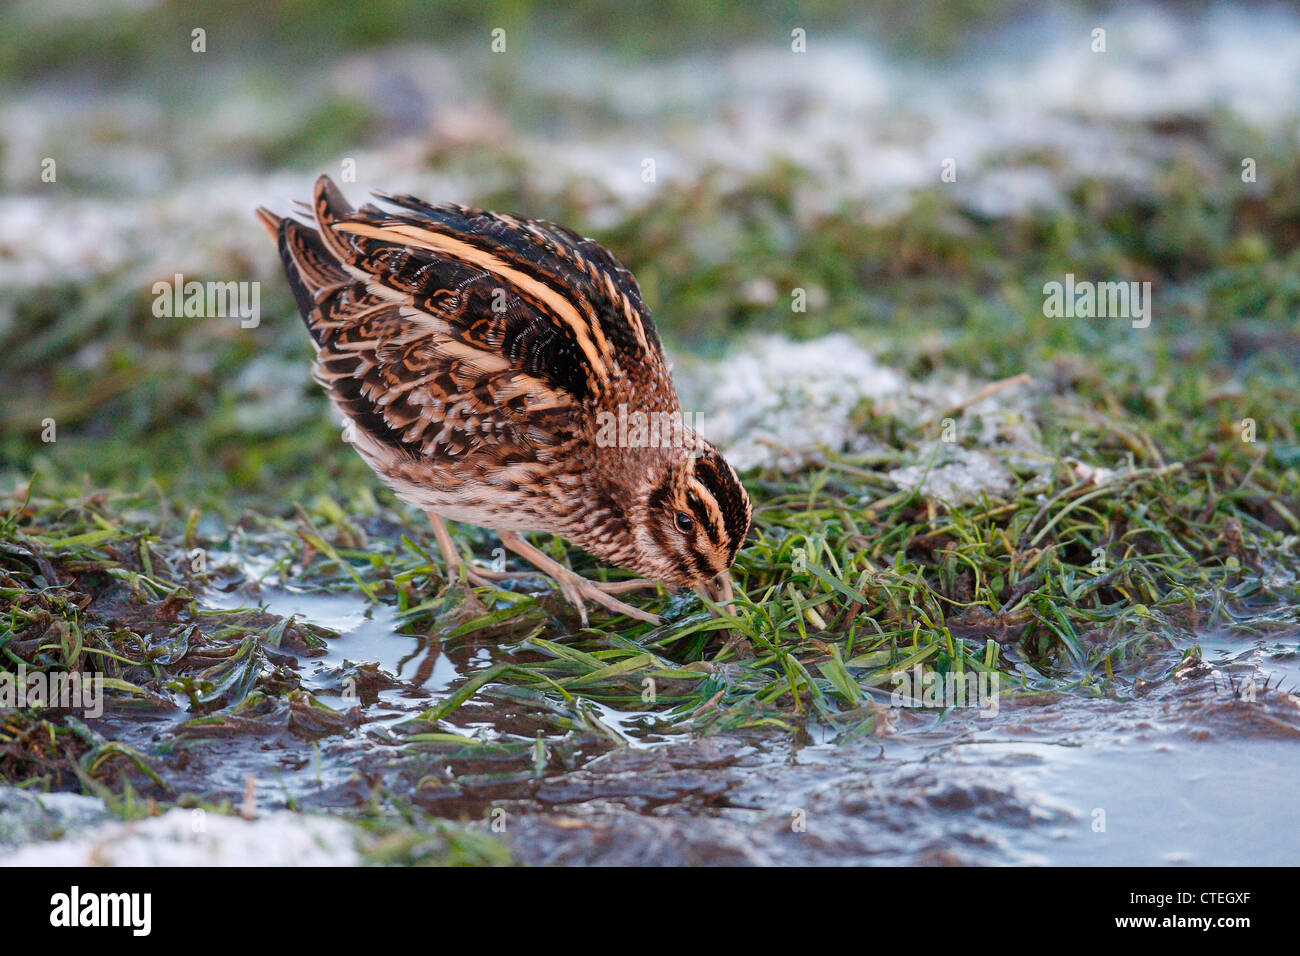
(679, 333, 905, 472)
(2, 807, 362, 867)
(0, 787, 111, 848)
(889, 446, 1017, 505)
(4, 5, 1299, 293)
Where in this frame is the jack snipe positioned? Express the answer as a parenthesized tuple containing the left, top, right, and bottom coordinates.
(257, 176, 750, 626)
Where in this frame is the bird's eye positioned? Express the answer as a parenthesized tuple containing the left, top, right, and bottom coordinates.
(674, 511, 695, 533)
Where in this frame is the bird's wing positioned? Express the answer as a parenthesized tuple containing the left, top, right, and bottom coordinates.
(343, 184, 669, 398)
(257, 180, 579, 465)
(262, 176, 673, 465)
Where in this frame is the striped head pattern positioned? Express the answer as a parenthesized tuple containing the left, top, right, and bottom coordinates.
(632, 440, 752, 591)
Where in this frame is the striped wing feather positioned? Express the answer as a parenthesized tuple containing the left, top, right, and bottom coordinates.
(269, 176, 669, 468)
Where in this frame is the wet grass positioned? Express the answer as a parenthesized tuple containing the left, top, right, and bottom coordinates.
(3, 287, 1296, 787)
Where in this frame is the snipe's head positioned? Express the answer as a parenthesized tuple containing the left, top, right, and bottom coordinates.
(627, 441, 751, 603)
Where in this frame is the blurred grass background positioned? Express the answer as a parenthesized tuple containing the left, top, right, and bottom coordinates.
(1, 0, 1040, 79)
(1, 0, 1297, 500)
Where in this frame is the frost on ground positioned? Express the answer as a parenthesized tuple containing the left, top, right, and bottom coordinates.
(1, 804, 362, 867)
(678, 333, 905, 472)
(0, 786, 110, 849)
(681, 332, 1063, 506)
(888, 447, 1018, 505)
(3, 5, 1299, 295)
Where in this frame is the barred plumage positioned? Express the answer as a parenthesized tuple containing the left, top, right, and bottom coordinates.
(257, 176, 751, 625)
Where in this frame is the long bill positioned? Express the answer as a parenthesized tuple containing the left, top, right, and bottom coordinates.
(694, 571, 738, 616)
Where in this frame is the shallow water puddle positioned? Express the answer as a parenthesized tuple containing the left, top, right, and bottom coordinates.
(962, 735, 1299, 865)
(202, 579, 464, 708)
(1196, 631, 1300, 693)
(79, 574, 1300, 864)
(496, 683, 1300, 865)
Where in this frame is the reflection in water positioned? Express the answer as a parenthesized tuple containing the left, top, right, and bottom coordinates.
(197, 578, 1300, 865)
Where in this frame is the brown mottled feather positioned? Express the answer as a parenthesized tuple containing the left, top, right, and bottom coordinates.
(258, 176, 750, 597)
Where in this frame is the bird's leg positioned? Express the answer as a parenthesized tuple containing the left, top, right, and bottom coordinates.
(425, 512, 488, 619)
(474, 568, 656, 593)
(590, 578, 658, 594)
(428, 511, 506, 587)
(496, 530, 662, 626)
(465, 563, 655, 594)
(428, 515, 657, 610)
(426, 512, 464, 582)
(426, 512, 521, 588)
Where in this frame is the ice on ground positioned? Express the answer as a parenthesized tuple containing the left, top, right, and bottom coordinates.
(682, 332, 1096, 506)
(680, 332, 1044, 464)
(678, 333, 905, 472)
(0, 787, 110, 848)
(888, 446, 1017, 505)
(2, 806, 362, 866)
